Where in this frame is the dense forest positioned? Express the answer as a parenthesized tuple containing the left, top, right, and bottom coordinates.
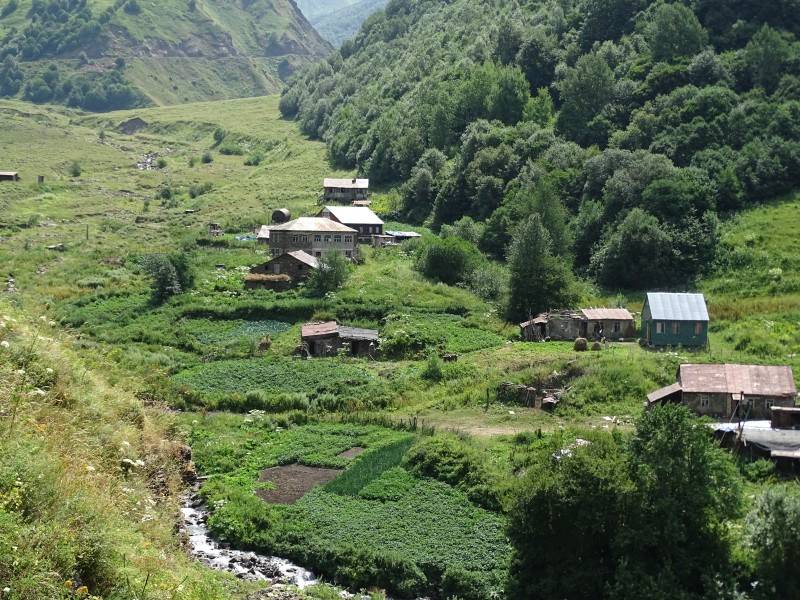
(281, 0, 800, 308)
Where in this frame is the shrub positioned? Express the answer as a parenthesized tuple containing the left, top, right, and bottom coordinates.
(156, 157, 167, 169)
(201, 152, 213, 164)
(188, 182, 213, 198)
(421, 354, 444, 382)
(244, 151, 264, 166)
(123, 0, 141, 14)
(69, 162, 82, 177)
(218, 141, 244, 156)
(415, 237, 482, 285)
(306, 251, 351, 297)
(137, 253, 194, 303)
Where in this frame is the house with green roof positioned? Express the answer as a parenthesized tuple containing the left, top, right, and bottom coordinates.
(642, 292, 709, 348)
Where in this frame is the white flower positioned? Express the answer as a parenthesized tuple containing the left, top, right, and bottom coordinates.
(86, 464, 95, 472)
(0, 341, 9, 349)
(48, 321, 56, 327)
(3, 587, 10, 594)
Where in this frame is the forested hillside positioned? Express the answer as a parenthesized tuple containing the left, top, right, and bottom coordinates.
(0, 0, 331, 110)
(281, 0, 800, 300)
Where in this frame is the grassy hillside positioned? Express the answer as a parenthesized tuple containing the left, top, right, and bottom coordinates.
(0, 0, 331, 110)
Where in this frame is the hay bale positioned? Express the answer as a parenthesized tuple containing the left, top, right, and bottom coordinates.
(591, 341, 602, 351)
(574, 337, 588, 351)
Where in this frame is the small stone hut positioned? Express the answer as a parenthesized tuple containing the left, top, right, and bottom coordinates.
(301, 321, 379, 358)
(520, 308, 636, 341)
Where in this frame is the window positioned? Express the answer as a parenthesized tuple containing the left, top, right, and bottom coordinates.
(656, 322, 664, 334)
(672, 322, 680, 334)
(292, 235, 299, 243)
(271, 248, 281, 257)
(695, 322, 703, 335)
(315, 251, 321, 258)
(324, 235, 331, 243)
(334, 235, 341, 243)
(700, 398, 710, 409)
(314, 234, 322, 242)
(613, 322, 621, 333)
(345, 250, 352, 258)
(344, 235, 353, 243)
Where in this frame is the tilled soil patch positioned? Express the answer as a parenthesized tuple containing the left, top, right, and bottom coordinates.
(337, 446, 366, 459)
(257, 464, 343, 504)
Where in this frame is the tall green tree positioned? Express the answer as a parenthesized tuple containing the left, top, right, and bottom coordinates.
(307, 250, 351, 296)
(506, 214, 575, 321)
(743, 25, 792, 93)
(646, 3, 708, 62)
(508, 433, 632, 599)
(610, 405, 741, 599)
(556, 53, 615, 146)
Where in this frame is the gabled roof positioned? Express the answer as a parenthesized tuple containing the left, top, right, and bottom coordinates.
(581, 308, 634, 321)
(301, 321, 379, 341)
(679, 364, 797, 397)
(269, 217, 357, 233)
(257, 225, 270, 239)
(385, 230, 422, 238)
(321, 206, 383, 226)
(324, 178, 369, 189)
(646, 292, 709, 321)
(268, 250, 318, 269)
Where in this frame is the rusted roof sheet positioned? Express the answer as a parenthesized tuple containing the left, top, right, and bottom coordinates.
(647, 382, 683, 404)
(646, 292, 708, 321)
(320, 205, 383, 225)
(324, 178, 369, 189)
(680, 364, 797, 397)
(270, 217, 357, 233)
(581, 307, 634, 321)
(301, 321, 339, 338)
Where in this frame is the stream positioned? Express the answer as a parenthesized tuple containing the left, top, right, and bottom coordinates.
(181, 488, 318, 587)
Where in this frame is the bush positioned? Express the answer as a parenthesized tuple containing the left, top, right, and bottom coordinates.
(244, 151, 264, 166)
(201, 152, 213, 164)
(123, 0, 141, 14)
(69, 162, 82, 177)
(188, 182, 213, 198)
(156, 157, 167, 169)
(218, 141, 244, 156)
(421, 354, 444, 382)
(306, 251, 351, 297)
(415, 237, 482, 285)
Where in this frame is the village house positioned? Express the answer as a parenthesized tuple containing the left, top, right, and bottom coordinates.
(246, 250, 318, 290)
(256, 225, 270, 245)
(267, 217, 358, 260)
(0, 171, 20, 182)
(323, 178, 369, 203)
(641, 292, 709, 347)
(318, 205, 383, 242)
(520, 308, 636, 341)
(647, 363, 798, 420)
(301, 321, 379, 358)
(385, 230, 422, 243)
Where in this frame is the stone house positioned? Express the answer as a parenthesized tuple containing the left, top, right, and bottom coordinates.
(520, 308, 636, 341)
(267, 217, 358, 260)
(323, 178, 369, 203)
(647, 364, 798, 420)
(300, 321, 379, 358)
(249, 251, 318, 288)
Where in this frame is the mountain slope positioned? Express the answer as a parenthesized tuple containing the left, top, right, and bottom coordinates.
(295, 0, 387, 45)
(281, 0, 800, 296)
(0, 0, 332, 109)
(310, 0, 388, 46)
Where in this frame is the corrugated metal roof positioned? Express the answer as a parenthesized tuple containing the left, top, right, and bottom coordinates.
(269, 217, 357, 233)
(324, 178, 369, 189)
(646, 292, 709, 321)
(385, 231, 422, 238)
(647, 382, 683, 404)
(680, 364, 797, 397)
(0, 171, 19, 176)
(321, 206, 384, 226)
(712, 421, 800, 454)
(284, 250, 318, 269)
(581, 308, 634, 321)
(301, 321, 339, 338)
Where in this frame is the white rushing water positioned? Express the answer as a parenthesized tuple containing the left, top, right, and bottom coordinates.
(180, 492, 318, 587)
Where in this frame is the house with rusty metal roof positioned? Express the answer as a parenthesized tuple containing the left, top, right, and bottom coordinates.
(647, 364, 798, 420)
(520, 307, 636, 341)
(641, 292, 709, 347)
(301, 321, 379, 358)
